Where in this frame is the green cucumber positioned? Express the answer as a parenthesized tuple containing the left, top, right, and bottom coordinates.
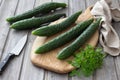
(10, 13, 66, 30)
(32, 11, 82, 36)
(6, 2, 67, 23)
(57, 18, 101, 60)
(35, 18, 94, 54)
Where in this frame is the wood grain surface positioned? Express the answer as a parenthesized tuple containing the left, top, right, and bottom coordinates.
(0, 0, 120, 80)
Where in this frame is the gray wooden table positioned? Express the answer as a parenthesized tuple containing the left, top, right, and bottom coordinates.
(0, 0, 120, 80)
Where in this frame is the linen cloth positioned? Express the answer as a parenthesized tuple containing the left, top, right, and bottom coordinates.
(91, 0, 120, 56)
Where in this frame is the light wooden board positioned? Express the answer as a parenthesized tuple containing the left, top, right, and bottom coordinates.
(31, 30, 98, 73)
(30, 7, 99, 73)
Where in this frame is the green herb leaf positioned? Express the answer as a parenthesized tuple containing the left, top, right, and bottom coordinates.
(69, 45, 105, 77)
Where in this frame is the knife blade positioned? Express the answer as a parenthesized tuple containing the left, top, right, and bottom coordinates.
(0, 34, 28, 72)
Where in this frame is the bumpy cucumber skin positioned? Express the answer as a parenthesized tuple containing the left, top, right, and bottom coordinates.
(10, 13, 66, 30)
(6, 2, 67, 23)
(57, 18, 102, 60)
(32, 11, 82, 36)
(35, 19, 94, 54)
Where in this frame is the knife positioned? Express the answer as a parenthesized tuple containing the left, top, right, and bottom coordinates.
(0, 34, 28, 72)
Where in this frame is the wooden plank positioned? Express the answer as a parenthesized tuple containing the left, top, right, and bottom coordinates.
(19, 0, 53, 80)
(0, 0, 18, 57)
(45, 0, 68, 80)
(15, 0, 41, 79)
(0, 0, 34, 80)
(72, 76, 93, 80)
(69, 0, 86, 15)
(114, 21, 120, 80)
(95, 56, 118, 80)
(19, 34, 45, 80)
(113, 0, 120, 78)
(114, 56, 120, 80)
(111, 0, 119, 8)
(35, 0, 51, 7)
(47, 71, 68, 80)
(85, 0, 97, 7)
(86, 0, 120, 8)
(111, 0, 120, 76)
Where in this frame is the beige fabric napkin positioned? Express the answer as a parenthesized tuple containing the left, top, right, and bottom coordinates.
(91, 0, 120, 56)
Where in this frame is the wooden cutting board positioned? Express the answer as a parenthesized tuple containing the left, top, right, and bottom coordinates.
(30, 7, 99, 73)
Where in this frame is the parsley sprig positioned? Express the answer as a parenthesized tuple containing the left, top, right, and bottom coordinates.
(69, 45, 105, 77)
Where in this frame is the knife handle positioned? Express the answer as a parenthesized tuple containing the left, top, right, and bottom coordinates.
(0, 53, 14, 72)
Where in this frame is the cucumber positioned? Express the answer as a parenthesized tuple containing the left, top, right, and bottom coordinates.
(10, 13, 66, 30)
(35, 18, 94, 53)
(6, 2, 67, 23)
(32, 11, 82, 36)
(57, 18, 102, 60)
